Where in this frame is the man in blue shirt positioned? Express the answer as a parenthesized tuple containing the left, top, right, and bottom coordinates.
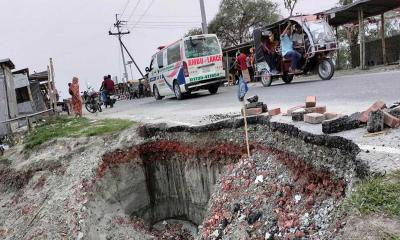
(280, 22, 302, 73)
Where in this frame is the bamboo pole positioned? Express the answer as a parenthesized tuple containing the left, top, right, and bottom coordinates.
(242, 102, 251, 158)
(381, 14, 387, 65)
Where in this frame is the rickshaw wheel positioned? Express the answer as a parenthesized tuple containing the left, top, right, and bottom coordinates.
(318, 58, 335, 80)
(260, 71, 272, 87)
(282, 74, 294, 84)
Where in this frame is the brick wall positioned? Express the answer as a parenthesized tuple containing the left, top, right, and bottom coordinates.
(350, 34, 400, 68)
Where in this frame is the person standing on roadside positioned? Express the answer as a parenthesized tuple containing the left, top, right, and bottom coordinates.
(236, 49, 251, 83)
(247, 48, 255, 82)
(69, 77, 82, 117)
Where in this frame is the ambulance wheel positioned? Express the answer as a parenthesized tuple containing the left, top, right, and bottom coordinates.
(208, 84, 219, 94)
(153, 85, 162, 100)
(173, 81, 183, 100)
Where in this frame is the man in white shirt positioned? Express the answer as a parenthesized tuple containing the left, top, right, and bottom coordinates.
(291, 26, 304, 47)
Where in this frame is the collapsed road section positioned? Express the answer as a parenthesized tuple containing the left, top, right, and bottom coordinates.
(85, 116, 363, 239)
(0, 116, 366, 239)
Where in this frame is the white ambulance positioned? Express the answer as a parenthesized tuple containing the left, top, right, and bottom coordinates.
(145, 34, 226, 100)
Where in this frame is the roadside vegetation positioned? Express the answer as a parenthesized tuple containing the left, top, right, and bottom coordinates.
(25, 117, 135, 149)
(344, 171, 400, 217)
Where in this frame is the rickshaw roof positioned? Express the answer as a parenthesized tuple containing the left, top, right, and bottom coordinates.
(325, 0, 400, 27)
(256, 15, 320, 31)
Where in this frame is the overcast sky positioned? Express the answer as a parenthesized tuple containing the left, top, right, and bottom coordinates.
(0, 0, 338, 98)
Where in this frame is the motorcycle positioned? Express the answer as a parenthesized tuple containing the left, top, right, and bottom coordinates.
(102, 91, 117, 108)
(85, 88, 102, 113)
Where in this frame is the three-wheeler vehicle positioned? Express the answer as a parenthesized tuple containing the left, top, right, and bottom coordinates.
(253, 15, 338, 87)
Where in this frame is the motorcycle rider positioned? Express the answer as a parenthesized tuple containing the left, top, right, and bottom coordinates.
(100, 75, 115, 108)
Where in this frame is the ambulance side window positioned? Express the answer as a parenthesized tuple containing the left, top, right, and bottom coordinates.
(157, 52, 164, 69)
(167, 43, 181, 65)
(149, 57, 154, 71)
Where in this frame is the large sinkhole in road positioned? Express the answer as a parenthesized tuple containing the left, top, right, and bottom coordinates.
(89, 140, 246, 236)
(86, 119, 363, 239)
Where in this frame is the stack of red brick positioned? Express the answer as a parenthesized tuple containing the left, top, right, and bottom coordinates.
(361, 101, 400, 132)
(242, 102, 281, 117)
(287, 96, 337, 124)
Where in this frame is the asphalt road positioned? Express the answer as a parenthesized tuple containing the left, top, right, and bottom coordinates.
(90, 70, 400, 126)
(87, 70, 400, 173)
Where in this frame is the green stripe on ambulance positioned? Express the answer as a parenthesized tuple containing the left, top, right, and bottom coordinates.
(190, 73, 222, 82)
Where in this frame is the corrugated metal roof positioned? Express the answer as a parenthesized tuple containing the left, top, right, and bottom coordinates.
(326, 0, 400, 26)
(0, 58, 15, 69)
(29, 71, 48, 81)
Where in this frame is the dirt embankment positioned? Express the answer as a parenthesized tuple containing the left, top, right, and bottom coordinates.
(0, 116, 373, 240)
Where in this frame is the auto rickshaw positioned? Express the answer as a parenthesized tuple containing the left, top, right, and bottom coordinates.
(253, 15, 338, 87)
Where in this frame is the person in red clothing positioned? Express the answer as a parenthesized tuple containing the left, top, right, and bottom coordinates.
(236, 50, 251, 83)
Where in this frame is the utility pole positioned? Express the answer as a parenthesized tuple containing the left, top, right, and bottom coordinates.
(127, 61, 134, 81)
(109, 14, 130, 82)
(199, 0, 208, 34)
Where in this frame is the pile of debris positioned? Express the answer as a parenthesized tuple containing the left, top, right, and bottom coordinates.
(285, 97, 400, 134)
(242, 95, 281, 117)
(323, 101, 400, 134)
(200, 150, 346, 240)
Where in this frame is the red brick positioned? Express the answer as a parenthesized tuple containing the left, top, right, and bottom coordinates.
(305, 96, 316, 108)
(324, 112, 338, 120)
(384, 112, 400, 128)
(286, 105, 305, 116)
(359, 101, 387, 123)
(242, 107, 262, 116)
(307, 106, 327, 114)
(268, 108, 281, 116)
(295, 230, 305, 238)
(304, 113, 325, 124)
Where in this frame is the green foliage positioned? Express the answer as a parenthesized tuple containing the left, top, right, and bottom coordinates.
(24, 117, 134, 149)
(339, 0, 353, 5)
(208, 0, 280, 47)
(344, 171, 400, 217)
(185, 28, 203, 37)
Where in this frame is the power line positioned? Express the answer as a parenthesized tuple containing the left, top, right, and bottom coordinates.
(127, 0, 142, 22)
(120, 0, 131, 18)
(129, 0, 155, 30)
(132, 21, 200, 24)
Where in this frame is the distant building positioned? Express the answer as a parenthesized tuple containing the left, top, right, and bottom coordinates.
(13, 69, 36, 114)
(29, 70, 54, 110)
(0, 59, 18, 136)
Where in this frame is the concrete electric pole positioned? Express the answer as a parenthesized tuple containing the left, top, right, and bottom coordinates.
(199, 0, 208, 34)
(109, 14, 130, 83)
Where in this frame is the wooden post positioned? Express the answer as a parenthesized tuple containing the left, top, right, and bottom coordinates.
(242, 102, 251, 158)
(335, 26, 340, 69)
(225, 51, 230, 83)
(358, 8, 366, 70)
(49, 58, 57, 108)
(381, 14, 387, 65)
(47, 65, 53, 110)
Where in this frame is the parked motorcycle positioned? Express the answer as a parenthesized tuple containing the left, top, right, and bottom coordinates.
(85, 88, 102, 113)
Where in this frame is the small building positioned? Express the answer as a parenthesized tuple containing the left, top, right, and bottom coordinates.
(29, 71, 52, 110)
(13, 69, 36, 114)
(0, 59, 18, 136)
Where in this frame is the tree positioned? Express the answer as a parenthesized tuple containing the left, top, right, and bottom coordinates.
(185, 28, 203, 37)
(283, 0, 298, 17)
(339, 0, 353, 5)
(208, 0, 280, 47)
